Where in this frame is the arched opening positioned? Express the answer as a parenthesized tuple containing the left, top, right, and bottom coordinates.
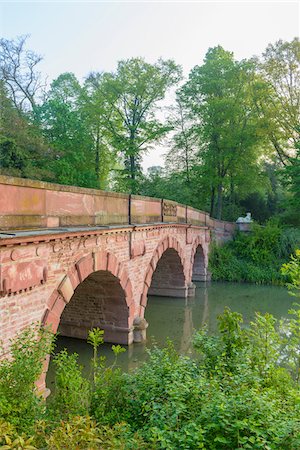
(192, 245, 206, 282)
(148, 248, 187, 298)
(59, 270, 130, 345)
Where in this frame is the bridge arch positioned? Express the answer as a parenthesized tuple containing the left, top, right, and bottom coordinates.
(139, 237, 188, 315)
(38, 251, 135, 395)
(190, 237, 207, 282)
(42, 251, 135, 343)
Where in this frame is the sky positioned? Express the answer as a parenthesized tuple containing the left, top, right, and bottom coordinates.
(0, 0, 299, 169)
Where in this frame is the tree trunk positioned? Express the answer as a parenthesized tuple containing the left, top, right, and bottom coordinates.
(210, 186, 215, 217)
(216, 183, 223, 219)
(129, 154, 136, 194)
(230, 176, 235, 206)
(95, 126, 100, 185)
(185, 145, 190, 183)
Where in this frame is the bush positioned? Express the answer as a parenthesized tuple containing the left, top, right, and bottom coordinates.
(0, 324, 54, 433)
(209, 222, 300, 284)
(47, 349, 90, 420)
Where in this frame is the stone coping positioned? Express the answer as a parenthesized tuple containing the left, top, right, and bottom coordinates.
(0, 222, 208, 246)
(0, 175, 128, 198)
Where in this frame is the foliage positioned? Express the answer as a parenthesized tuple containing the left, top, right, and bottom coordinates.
(90, 309, 300, 449)
(281, 249, 300, 297)
(37, 73, 99, 188)
(191, 308, 300, 449)
(0, 82, 51, 180)
(0, 417, 147, 450)
(47, 349, 90, 420)
(210, 222, 300, 284)
(0, 325, 54, 433)
(2, 306, 300, 449)
(280, 135, 300, 225)
(257, 38, 300, 166)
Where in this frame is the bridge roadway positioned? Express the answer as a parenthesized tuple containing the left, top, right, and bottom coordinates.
(0, 175, 237, 394)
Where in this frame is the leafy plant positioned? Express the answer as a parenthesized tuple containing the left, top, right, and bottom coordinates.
(48, 350, 90, 419)
(0, 324, 54, 433)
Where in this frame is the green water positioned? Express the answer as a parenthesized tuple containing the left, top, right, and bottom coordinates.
(47, 282, 295, 388)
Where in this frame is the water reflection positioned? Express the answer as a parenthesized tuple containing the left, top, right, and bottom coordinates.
(47, 282, 295, 387)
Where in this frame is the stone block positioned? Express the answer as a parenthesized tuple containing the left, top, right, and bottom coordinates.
(94, 251, 108, 271)
(131, 240, 146, 258)
(107, 253, 119, 275)
(144, 269, 153, 287)
(43, 309, 60, 333)
(46, 216, 59, 228)
(0, 184, 46, 215)
(58, 276, 74, 303)
(51, 296, 66, 317)
(46, 190, 94, 216)
(76, 255, 93, 282)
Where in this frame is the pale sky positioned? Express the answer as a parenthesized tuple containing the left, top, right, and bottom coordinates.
(0, 1, 299, 169)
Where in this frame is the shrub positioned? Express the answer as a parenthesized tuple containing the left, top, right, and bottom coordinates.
(48, 349, 90, 420)
(209, 222, 300, 284)
(0, 324, 54, 433)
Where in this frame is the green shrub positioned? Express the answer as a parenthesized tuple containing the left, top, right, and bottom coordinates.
(209, 222, 300, 284)
(0, 324, 54, 433)
(48, 349, 90, 420)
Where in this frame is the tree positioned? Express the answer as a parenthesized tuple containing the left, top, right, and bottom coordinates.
(181, 47, 267, 219)
(165, 95, 198, 184)
(38, 73, 97, 187)
(0, 81, 49, 178)
(0, 35, 45, 117)
(257, 38, 300, 165)
(83, 74, 119, 189)
(87, 58, 182, 193)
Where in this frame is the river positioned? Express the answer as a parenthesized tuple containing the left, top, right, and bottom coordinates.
(47, 282, 295, 387)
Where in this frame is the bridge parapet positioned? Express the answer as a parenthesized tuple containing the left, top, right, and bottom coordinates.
(0, 175, 236, 234)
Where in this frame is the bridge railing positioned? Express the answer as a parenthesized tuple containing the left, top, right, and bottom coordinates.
(0, 175, 237, 232)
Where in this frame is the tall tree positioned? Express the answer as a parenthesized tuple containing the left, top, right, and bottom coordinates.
(83, 74, 118, 189)
(181, 47, 267, 219)
(0, 35, 45, 117)
(257, 38, 300, 165)
(165, 95, 198, 184)
(87, 58, 182, 193)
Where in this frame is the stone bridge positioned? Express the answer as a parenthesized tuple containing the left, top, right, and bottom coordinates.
(0, 176, 237, 393)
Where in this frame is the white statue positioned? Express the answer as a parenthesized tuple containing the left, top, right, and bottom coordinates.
(236, 212, 252, 223)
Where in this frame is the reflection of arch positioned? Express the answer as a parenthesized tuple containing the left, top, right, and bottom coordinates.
(140, 237, 187, 313)
(42, 251, 135, 339)
(190, 237, 207, 282)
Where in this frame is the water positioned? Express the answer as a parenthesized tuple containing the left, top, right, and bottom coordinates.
(47, 282, 295, 387)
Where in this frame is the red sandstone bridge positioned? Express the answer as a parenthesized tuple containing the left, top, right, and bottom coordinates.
(0, 175, 237, 393)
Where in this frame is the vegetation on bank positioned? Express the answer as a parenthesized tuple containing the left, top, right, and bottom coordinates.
(0, 254, 300, 449)
(209, 221, 300, 284)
